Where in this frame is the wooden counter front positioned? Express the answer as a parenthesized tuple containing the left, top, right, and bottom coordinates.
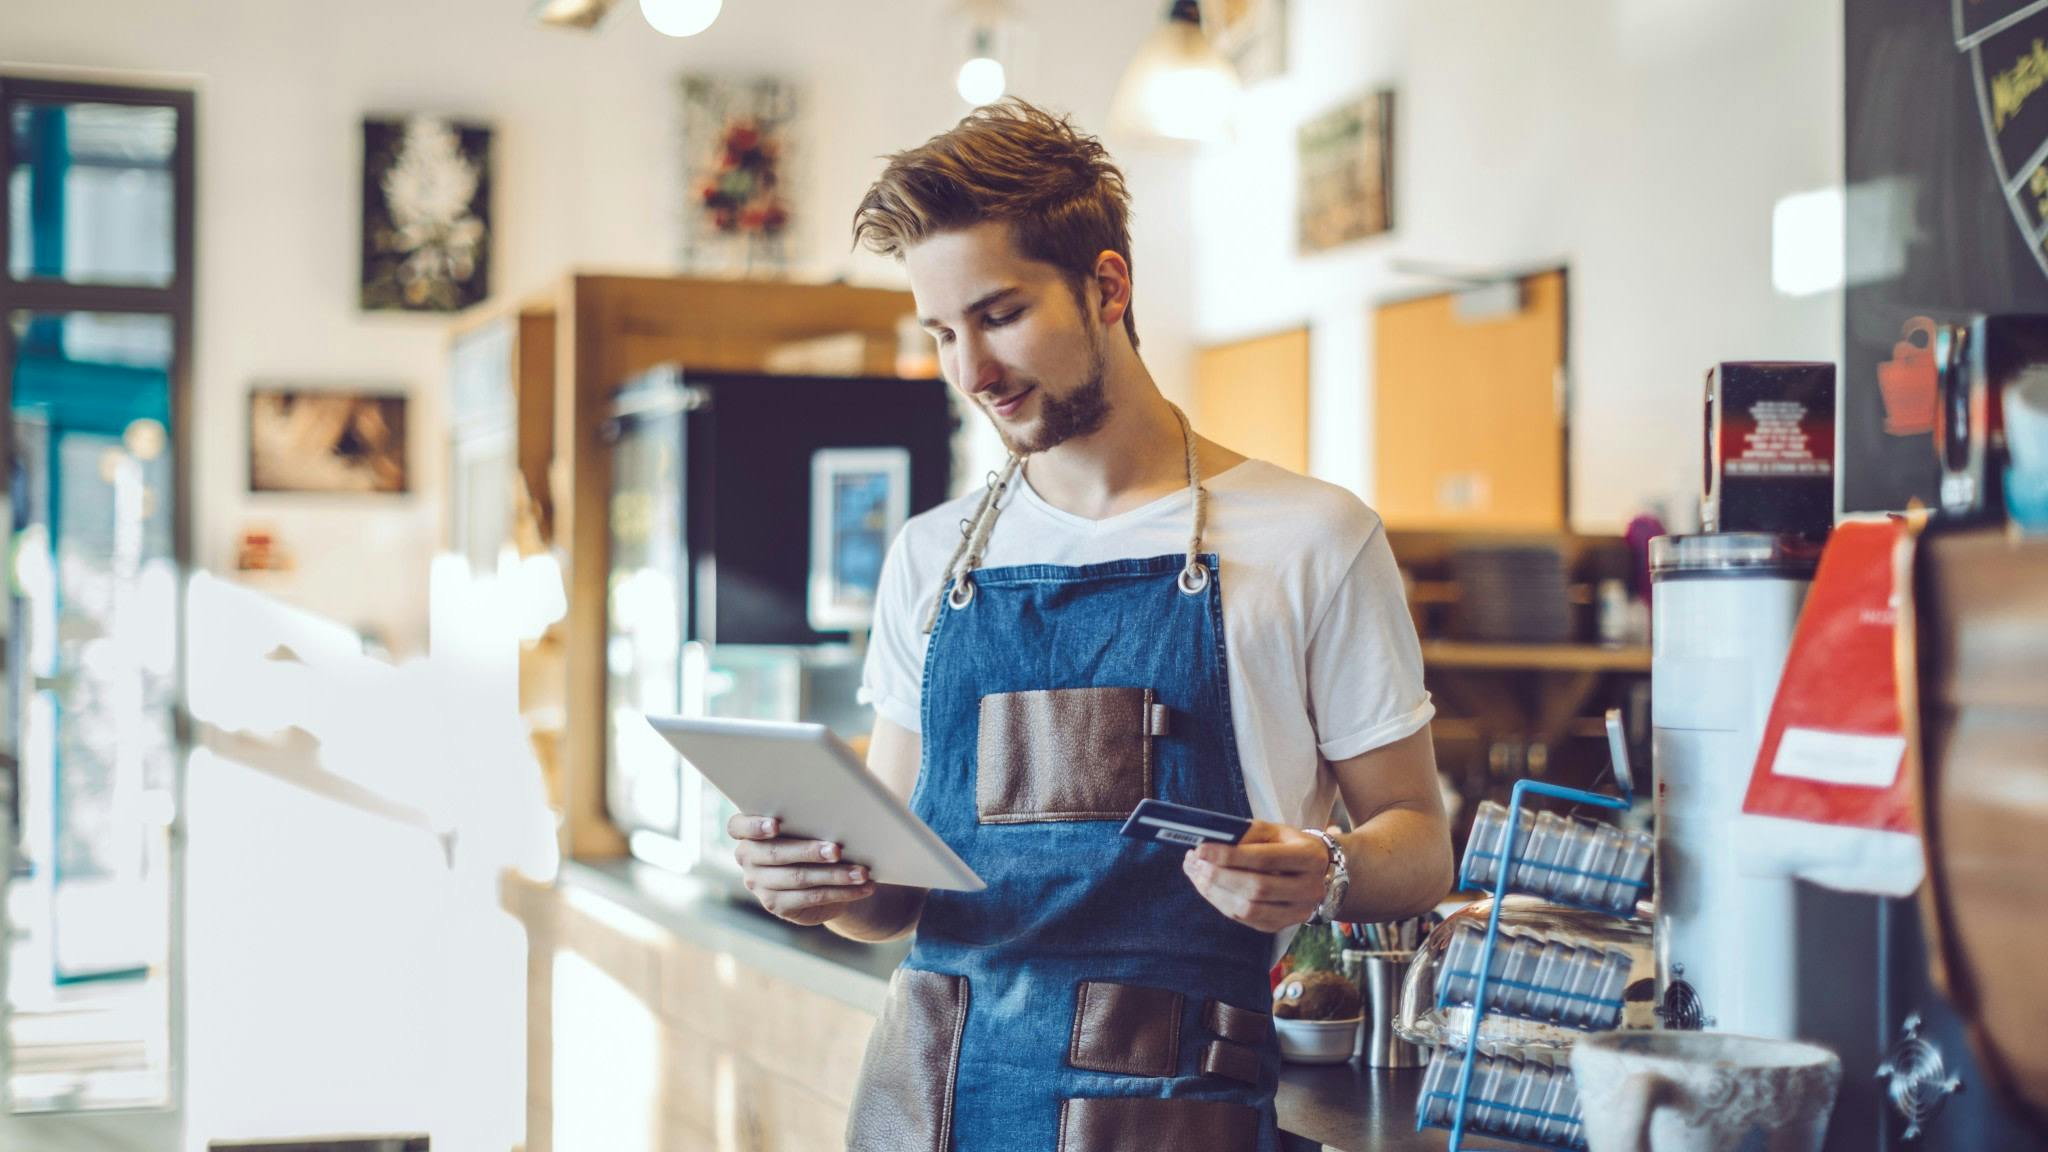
(508, 860, 1518, 1152)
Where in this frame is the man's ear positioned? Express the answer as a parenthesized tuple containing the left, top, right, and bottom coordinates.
(1092, 249, 1132, 332)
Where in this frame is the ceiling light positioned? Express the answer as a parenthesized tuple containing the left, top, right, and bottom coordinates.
(951, 1, 1013, 108)
(1111, 0, 1241, 144)
(640, 0, 722, 38)
(957, 57, 1007, 106)
(532, 0, 622, 29)
(957, 28, 1007, 106)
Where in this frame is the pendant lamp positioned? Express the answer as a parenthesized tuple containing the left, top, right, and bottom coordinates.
(1110, 0, 1240, 143)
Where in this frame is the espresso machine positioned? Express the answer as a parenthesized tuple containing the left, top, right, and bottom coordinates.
(1644, 363, 1884, 1150)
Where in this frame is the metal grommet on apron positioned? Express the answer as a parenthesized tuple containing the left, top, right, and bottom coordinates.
(858, 402, 1283, 1152)
(922, 456, 1020, 634)
(947, 577, 976, 610)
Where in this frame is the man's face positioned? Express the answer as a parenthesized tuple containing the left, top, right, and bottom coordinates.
(906, 222, 1110, 455)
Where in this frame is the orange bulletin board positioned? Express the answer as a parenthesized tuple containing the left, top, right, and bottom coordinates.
(1195, 327, 1311, 475)
(1372, 270, 1567, 531)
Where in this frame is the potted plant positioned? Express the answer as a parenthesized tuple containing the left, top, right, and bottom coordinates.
(1272, 924, 1363, 1064)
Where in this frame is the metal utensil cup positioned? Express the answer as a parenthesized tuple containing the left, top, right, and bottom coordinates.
(1362, 950, 1426, 1068)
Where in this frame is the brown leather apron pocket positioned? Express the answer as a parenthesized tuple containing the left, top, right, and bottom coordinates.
(847, 968, 970, 1152)
(1200, 1040, 1262, 1085)
(1067, 980, 1184, 1077)
(1202, 999, 1272, 1046)
(977, 686, 1167, 822)
(1056, 1096, 1260, 1151)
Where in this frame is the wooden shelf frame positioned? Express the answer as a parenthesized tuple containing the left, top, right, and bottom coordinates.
(1420, 641, 1650, 674)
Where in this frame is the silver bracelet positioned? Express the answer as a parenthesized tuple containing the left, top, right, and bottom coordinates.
(1303, 828, 1350, 926)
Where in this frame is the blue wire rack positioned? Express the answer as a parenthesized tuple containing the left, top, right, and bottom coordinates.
(1431, 966, 1625, 1030)
(1418, 777, 1635, 1152)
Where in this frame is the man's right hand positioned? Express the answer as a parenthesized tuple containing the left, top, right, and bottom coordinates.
(729, 814, 878, 926)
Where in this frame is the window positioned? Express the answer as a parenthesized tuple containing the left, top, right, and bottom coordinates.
(0, 75, 193, 1118)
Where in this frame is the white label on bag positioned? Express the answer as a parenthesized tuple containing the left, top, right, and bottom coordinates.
(1770, 727, 1906, 789)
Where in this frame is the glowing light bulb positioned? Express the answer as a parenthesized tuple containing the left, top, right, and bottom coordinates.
(639, 0, 721, 37)
(957, 56, 1006, 106)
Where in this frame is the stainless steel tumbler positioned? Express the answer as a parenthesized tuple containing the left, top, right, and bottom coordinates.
(1361, 951, 1426, 1068)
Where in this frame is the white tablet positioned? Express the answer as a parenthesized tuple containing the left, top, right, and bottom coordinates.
(645, 715, 984, 892)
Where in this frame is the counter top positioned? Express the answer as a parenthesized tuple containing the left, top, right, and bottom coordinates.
(562, 856, 907, 1014)
(557, 860, 1529, 1152)
(1278, 1061, 1523, 1150)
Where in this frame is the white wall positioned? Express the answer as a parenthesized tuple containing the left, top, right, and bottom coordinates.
(0, 0, 1193, 655)
(1191, 0, 1845, 531)
(0, 0, 1852, 631)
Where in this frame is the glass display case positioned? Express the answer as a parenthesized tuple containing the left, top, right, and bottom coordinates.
(599, 366, 950, 877)
(604, 372, 691, 845)
(601, 369, 881, 877)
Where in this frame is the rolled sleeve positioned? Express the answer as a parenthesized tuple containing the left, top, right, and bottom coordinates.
(1306, 523, 1435, 762)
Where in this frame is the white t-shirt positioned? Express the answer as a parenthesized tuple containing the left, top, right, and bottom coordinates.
(861, 458, 1435, 833)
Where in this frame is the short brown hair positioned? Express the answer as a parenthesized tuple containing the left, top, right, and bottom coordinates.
(853, 98, 1138, 349)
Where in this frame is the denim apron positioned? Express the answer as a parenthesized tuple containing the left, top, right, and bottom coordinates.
(847, 408, 1282, 1152)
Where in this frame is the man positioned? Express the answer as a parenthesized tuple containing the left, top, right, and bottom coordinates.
(730, 99, 1451, 1152)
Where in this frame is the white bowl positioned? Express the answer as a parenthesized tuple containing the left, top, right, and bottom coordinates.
(1275, 1015, 1362, 1064)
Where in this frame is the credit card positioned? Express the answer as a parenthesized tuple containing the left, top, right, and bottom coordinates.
(1118, 798, 1253, 848)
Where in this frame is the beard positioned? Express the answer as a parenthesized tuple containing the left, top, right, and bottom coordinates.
(993, 329, 1111, 455)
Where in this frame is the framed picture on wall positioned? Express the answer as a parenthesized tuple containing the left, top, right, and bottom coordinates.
(1298, 90, 1394, 253)
(807, 447, 910, 632)
(248, 386, 409, 495)
(681, 75, 800, 277)
(360, 116, 492, 312)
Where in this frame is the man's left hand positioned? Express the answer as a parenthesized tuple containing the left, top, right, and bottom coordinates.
(1181, 821, 1332, 932)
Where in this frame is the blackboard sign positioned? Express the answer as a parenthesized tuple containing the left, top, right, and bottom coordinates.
(1845, 0, 2048, 511)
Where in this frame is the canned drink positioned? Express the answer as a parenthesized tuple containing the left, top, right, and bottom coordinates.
(1509, 1061, 1553, 1139)
(1543, 814, 1581, 899)
(1607, 829, 1654, 914)
(1564, 942, 1597, 1020)
(1539, 1067, 1578, 1144)
(1495, 805, 1541, 891)
(1562, 943, 1606, 1028)
(1588, 830, 1623, 912)
(1523, 935, 1555, 1018)
(1557, 940, 1592, 1023)
(1505, 933, 1545, 1017)
(1484, 932, 1523, 1016)
(1526, 938, 1568, 1021)
(1516, 812, 1564, 893)
(1514, 812, 1549, 893)
(1473, 1053, 1512, 1133)
(1554, 818, 1594, 904)
(1543, 819, 1578, 903)
(1586, 948, 1632, 1031)
(1439, 921, 1485, 1006)
(1582, 824, 1624, 910)
(1462, 801, 1508, 888)
(1551, 944, 1585, 1029)
(1418, 1049, 1458, 1126)
(1494, 802, 1534, 887)
(1554, 1066, 1582, 1125)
